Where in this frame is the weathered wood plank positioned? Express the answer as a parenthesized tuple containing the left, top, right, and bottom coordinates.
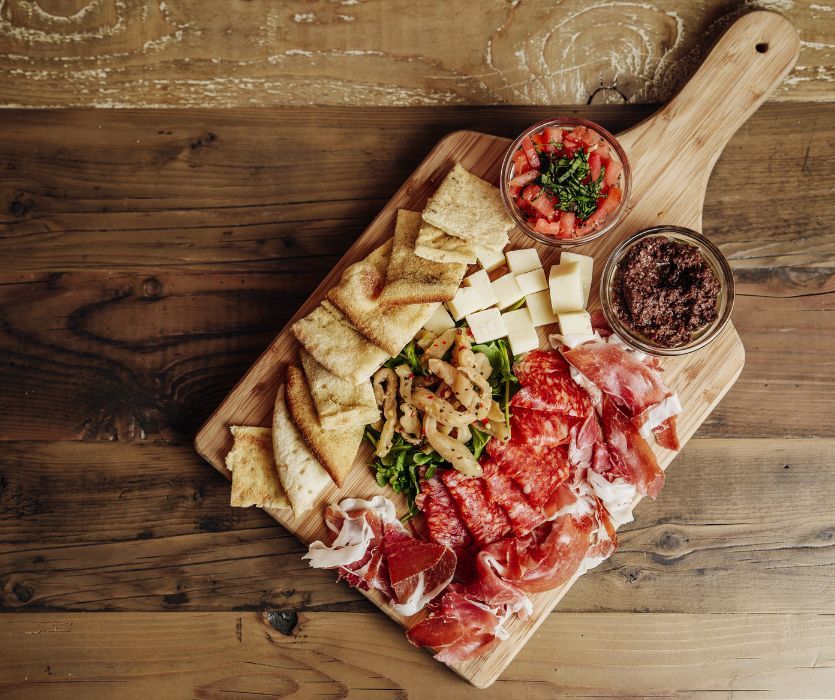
(0, 1, 831, 109)
(0, 105, 831, 272)
(1, 439, 832, 614)
(0, 611, 832, 698)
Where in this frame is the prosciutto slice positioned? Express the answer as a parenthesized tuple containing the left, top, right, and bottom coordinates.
(406, 587, 508, 664)
(599, 396, 665, 498)
(304, 496, 455, 616)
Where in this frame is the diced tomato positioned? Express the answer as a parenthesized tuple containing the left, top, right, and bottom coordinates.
(521, 136, 540, 168)
(580, 129, 602, 148)
(513, 150, 531, 175)
(559, 211, 576, 238)
(509, 184, 520, 198)
(603, 158, 622, 188)
(516, 195, 534, 214)
(543, 126, 563, 146)
(588, 152, 602, 182)
(534, 218, 562, 236)
(565, 127, 586, 145)
(521, 184, 542, 203)
(530, 192, 556, 220)
(531, 132, 548, 149)
(575, 186, 622, 236)
(595, 142, 610, 160)
(510, 169, 539, 188)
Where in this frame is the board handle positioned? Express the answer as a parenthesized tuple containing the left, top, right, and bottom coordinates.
(621, 11, 799, 191)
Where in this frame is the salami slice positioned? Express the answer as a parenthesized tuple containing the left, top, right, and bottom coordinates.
(416, 474, 472, 551)
(440, 469, 512, 547)
(511, 349, 592, 416)
(510, 407, 573, 447)
(487, 438, 571, 509)
(481, 457, 546, 537)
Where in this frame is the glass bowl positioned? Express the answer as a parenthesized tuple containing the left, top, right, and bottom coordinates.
(500, 117, 631, 248)
(600, 226, 735, 356)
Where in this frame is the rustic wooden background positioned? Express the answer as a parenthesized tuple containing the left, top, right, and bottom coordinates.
(1, 1, 834, 698)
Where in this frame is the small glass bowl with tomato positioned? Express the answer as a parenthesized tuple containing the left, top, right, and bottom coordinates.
(500, 118, 631, 247)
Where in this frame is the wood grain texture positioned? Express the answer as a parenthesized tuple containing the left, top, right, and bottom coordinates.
(1, 611, 833, 698)
(0, 0, 831, 109)
(1, 439, 832, 615)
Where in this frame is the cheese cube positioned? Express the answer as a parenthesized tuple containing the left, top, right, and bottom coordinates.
(557, 310, 593, 336)
(463, 269, 499, 310)
(549, 262, 585, 313)
(465, 307, 508, 344)
(491, 273, 525, 310)
(474, 244, 506, 273)
(559, 251, 594, 306)
(506, 248, 542, 275)
(423, 304, 455, 335)
(502, 308, 539, 355)
(446, 286, 481, 321)
(516, 267, 548, 296)
(526, 290, 558, 326)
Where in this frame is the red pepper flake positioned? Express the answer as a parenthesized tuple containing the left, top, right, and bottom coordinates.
(481, 418, 489, 425)
(441, 340, 447, 344)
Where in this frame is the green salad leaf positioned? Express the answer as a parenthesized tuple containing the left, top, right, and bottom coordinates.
(384, 339, 424, 375)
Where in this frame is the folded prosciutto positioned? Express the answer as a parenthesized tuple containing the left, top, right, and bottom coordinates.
(304, 496, 455, 617)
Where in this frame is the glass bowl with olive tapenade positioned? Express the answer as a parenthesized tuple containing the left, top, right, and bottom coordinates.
(600, 226, 735, 356)
(500, 117, 631, 248)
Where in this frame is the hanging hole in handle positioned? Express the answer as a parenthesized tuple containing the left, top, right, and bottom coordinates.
(755, 42, 769, 53)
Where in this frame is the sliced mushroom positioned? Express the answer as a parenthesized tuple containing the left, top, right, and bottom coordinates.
(397, 403, 422, 445)
(394, 363, 414, 404)
(423, 416, 482, 477)
(372, 367, 398, 457)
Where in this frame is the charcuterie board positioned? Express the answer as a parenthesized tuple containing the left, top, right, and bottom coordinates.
(194, 11, 798, 689)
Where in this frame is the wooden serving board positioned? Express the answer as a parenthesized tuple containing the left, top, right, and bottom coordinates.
(195, 11, 798, 689)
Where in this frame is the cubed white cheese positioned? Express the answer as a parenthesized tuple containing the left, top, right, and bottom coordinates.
(445, 286, 481, 321)
(502, 308, 539, 355)
(423, 304, 455, 335)
(466, 307, 508, 344)
(559, 251, 594, 306)
(516, 267, 548, 296)
(474, 244, 506, 273)
(549, 262, 585, 313)
(505, 248, 542, 275)
(491, 273, 525, 310)
(526, 289, 558, 326)
(557, 310, 593, 336)
(463, 269, 499, 310)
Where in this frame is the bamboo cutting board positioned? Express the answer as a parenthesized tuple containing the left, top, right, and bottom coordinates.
(195, 11, 799, 689)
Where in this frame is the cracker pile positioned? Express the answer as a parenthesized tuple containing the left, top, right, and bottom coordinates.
(224, 163, 514, 517)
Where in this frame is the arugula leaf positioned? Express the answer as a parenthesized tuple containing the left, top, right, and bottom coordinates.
(469, 425, 491, 460)
(384, 339, 424, 375)
(537, 148, 606, 221)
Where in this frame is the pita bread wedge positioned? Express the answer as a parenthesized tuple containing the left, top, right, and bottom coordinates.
(225, 426, 290, 509)
(422, 163, 513, 251)
(327, 239, 439, 356)
(272, 385, 332, 517)
(413, 220, 477, 265)
(378, 210, 466, 307)
(300, 348, 379, 429)
(292, 302, 389, 384)
(285, 365, 363, 488)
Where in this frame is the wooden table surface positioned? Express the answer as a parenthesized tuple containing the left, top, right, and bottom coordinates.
(1, 3, 834, 699)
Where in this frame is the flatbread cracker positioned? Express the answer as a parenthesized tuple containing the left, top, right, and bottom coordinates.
(422, 163, 513, 251)
(285, 365, 363, 488)
(378, 210, 466, 306)
(225, 426, 289, 509)
(292, 302, 389, 385)
(413, 220, 477, 264)
(300, 348, 379, 429)
(272, 385, 332, 517)
(327, 239, 439, 356)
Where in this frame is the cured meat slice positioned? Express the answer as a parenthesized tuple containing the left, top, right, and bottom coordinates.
(384, 527, 456, 617)
(600, 396, 665, 498)
(562, 341, 672, 428)
(510, 407, 573, 447)
(481, 457, 546, 537)
(567, 411, 602, 467)
(416, 474, 472, 551)
(653, 416, 681, 451)
(512, 349, 592, 416)
(487, 438, 570, 509)
(406, 587, 507, 664)
(464, 548, 533, 619)
(440, 469, 512, 547)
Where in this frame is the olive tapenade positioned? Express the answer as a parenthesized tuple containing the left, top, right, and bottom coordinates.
(612, 236, 721, 347)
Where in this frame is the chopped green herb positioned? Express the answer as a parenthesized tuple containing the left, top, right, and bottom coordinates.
(384, 339, 424, 375)
(537, 148, 606, 221)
